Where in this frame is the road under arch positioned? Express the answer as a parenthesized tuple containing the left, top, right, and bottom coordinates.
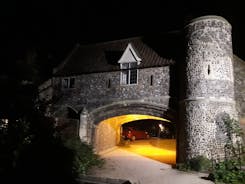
(94, 114, 176, 164)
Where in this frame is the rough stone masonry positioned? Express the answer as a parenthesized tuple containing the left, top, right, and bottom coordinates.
(179, 16, 238, 161)
(39, 15, 245, 164)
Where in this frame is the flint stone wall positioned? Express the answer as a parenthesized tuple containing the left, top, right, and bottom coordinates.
(184, 16, 234, 98)
(178, 100, 237, 161)
(180, 16, 237, 161)
(52, 66, 171, 117)
(234, 55, 245, 139)
(42, 15, 245, 163)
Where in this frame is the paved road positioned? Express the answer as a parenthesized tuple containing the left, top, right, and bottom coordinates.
(88, 140, 213, 184)
(120, 138, 176, 165)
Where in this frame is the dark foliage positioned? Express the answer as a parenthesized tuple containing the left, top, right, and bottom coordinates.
(211, 116, 245, 184)
(177, 116, 245, 184)
(64, 137, 104, 175)
(0, 49, 78, 184)
(0, 111, 78, 184)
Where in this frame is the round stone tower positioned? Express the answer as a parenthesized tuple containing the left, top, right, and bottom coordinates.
(178, 15, 237, 162)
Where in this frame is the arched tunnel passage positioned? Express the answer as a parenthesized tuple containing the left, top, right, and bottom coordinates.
(94, 114, 176, 165)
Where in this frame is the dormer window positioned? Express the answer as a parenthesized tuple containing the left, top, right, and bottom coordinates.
(118, 43, 141, 85)
(121, 62, 138, 85)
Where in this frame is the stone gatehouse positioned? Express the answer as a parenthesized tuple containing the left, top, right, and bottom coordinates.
(39, 15, 245, 163)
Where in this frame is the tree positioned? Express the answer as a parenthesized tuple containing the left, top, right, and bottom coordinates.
(0, 48, 77, 184)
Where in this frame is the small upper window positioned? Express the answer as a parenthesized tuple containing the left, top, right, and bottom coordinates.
(62, 77, 75, 88)
(118, 43, 141, 85)
(120, 62, 138, 85)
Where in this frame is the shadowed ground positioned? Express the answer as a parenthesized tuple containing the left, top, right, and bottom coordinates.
(88, 139, 213, 184)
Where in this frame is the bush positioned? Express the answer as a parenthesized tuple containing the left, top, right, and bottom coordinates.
(177, 116, 245, 184)
(176, 156, 212, 172)
(64, 137, 104, 175)
(189, 156, 212, 172)
(211, 160, 245, 184)
(210, 116, 245, 184)
(0, 113, 79, 184)
(176, 162, 191, 171)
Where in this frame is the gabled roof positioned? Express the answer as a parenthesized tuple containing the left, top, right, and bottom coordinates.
(118, 43, 142, 64)
(53, 36, 176, 76)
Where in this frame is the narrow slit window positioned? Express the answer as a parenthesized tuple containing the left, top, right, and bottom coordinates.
(107, 79, 111, 88)
(208, 65, 211, 75)
(150, 75, 153, 86)
(70, 78, 75, 88)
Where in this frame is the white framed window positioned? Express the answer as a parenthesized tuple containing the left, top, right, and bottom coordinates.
(118, 43, 141, 85)
(62, 77, 75, 88)
(120, 62, 138, 85)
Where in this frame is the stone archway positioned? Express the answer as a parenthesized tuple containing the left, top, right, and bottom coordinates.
(86, 101, 176, 153)
(94, 114, 171, 153)
(90, 101, 175, 124)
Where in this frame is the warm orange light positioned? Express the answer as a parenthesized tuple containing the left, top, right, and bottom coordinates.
(120, 139, 176, 165)
(98, 114, 171, 144)
(96, 114, 176, 165)
(100, 114, 170, 127)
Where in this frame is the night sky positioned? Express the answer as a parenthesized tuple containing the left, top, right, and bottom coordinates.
(1, 0, 245, 75)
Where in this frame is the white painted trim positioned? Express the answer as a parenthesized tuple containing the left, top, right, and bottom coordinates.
(120, 69, 138, 85)
(118, 43, 142, 64)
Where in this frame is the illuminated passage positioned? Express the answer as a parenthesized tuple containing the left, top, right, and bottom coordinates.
(95, 114, 175, 164)
(120, 139, 176, 165)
